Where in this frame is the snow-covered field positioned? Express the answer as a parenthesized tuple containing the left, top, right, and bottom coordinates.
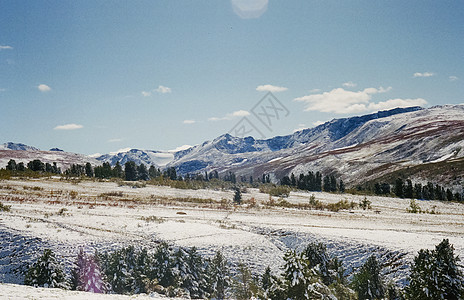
(1, 178, 464, 297)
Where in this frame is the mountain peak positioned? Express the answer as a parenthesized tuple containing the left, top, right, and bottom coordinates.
(0, 142, 39, 151)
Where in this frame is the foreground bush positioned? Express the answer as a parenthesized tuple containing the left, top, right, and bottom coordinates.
(24, 249, 68, 289)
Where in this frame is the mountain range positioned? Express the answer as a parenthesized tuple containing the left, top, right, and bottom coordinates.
(2, 105, 464, 186)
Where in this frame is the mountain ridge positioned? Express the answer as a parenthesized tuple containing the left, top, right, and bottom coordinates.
(2, 105, 464, 186)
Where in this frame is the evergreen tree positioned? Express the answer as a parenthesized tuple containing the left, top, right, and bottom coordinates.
(17, 162, 26, 171)
(405, 239, 463, 300)
(395, 178, 404, 198)
(28, 159, 45, 172)
(323, 175, 331, 192)
(207, 250, 230, 300)
(112, 162, 123, 178)
(339, 179, 345, 193)
(166, 167, 177, 180)
(24, 249, 68, 289)
(303, 243, 332, 285)
(290, 173, 296, 187)
(124, 161, 138, 181)
(233, 187, 242, 205)
(183, 247, 208, 298)
(352, 255, 385, 300)
(315, 171, 322, 191)
(404, 179, 413, 199)
(72, 248, 107, 293)
(282, 250, 310, 299)
(414, 183, 423, 199)
(85, 162, 94, 177)
(152, 243, 175, 287)
(137, 164, 149, 181)
(233, 262, 258, 300)
(148, 165, 159, 179)
(6, 159, 17, 171)
(280, 175, 291, 186)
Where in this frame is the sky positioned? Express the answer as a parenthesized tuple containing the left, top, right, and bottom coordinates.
(1, 0, 463, 155)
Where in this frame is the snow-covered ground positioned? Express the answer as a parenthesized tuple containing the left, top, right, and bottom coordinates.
(0, 283, 182, 299)
(1, 178, 464, 297)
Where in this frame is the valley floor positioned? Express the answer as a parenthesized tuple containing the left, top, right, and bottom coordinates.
(1, 178, 464, 296)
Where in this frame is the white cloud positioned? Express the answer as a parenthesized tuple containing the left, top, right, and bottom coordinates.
(168, 145, 192, 152)
(155, 85, 171, 94)
(229, 110, 250, 117)
(309, 88, 322, 93)
(209, 110, 250, 121)
(367, 98, 427, 111)
(0, 45, 13, 50)
(110, 148, 132, 155)
(294, 86, 392, 114)
(38, 84, 51, 92)
(413, 72, 435, 78)
(256, 84, 288, 93)
(183, 119, 196, 124)
(108, 138, 123, 143)
(231, 0, 268, 19)
(342, 81, 357, 88)
(449, 76, 459, 81)
(54, 123, 83, 130)
(141, 91, 151, 97)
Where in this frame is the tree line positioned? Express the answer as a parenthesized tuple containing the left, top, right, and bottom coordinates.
(372, 178, 464, 202)
(280, 171, 345, 193)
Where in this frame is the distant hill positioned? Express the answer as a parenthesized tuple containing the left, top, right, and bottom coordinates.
(0, 142, 99, 171)
(3, 105, 464, 187)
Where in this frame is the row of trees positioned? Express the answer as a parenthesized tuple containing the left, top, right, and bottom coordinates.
(5, 159, 61, 174)
(24, 239, 463, 299)
(372, 178, 464, 202)
(280, 171, 345, 193)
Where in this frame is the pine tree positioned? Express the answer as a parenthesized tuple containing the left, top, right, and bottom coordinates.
(282, 250, 310, 299)
(339, 179, 345, 193)
(124, 161, 138, 181)
(85, 162, 94, 177)
(152, 243, 175, 288)
(395, 178, 404, 198)
(233, 187, 242, 205)
(303, 243, 331, 285)
(207, 250, 230, 300)
(112, 162, 123, 178)
(290, 173, 296, 187)
(137, 164, 149, 181)
(182, 247, 208, 298)
(405, 239, 463, 300)
(352, 255, 385, 300)
(233, 262, 258, 299)
(6, 159, 17, 171)
(24, 249, 68, 289)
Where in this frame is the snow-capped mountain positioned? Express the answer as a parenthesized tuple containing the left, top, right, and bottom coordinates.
(0, 142, 40, 151)
(3, 105, 464, 186)
(96, 105, 464, 185)
(0, 142, 100, 171)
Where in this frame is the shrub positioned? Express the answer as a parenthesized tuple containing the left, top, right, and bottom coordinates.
(268, 186, 291, 198)
(24, 249, 68, 289)
(406, 199, 421, 214)
(359, 197, 372, 210)
(0, 202, 11, 212)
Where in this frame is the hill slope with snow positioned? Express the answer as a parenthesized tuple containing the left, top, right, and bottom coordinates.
(96, 105, 464, 186)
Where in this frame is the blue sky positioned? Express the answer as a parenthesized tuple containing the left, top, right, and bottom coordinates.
(1, 0, 463, 155)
